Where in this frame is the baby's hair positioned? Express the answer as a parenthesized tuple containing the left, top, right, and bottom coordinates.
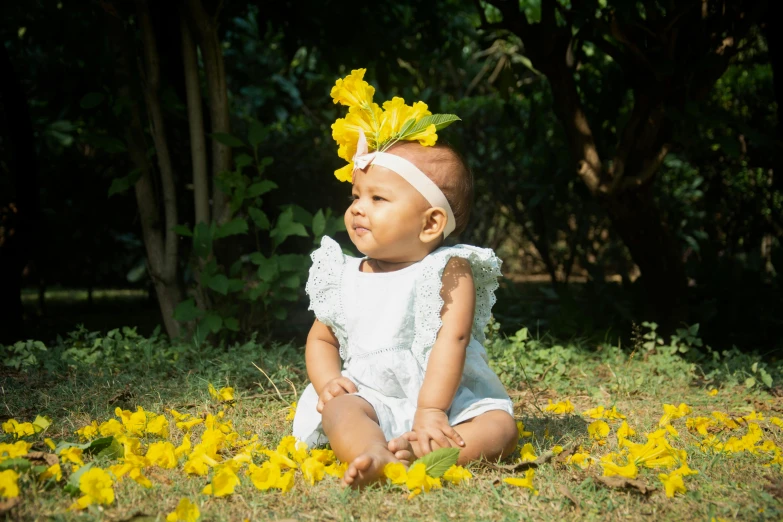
(387, 141, 474, 236)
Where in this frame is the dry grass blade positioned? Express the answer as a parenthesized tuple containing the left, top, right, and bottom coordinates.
(479, 446, 564, 472)
(594, 476, 656, 495)
(556, 484, 581, 512)
(252, 362, 284, 402)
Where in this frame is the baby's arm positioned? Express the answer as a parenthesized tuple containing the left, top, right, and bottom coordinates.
(412, 257, 475, 453)
(305, 319, 357, 412)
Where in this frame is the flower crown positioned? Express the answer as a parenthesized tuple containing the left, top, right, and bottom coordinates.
(330, 68, 460, 182)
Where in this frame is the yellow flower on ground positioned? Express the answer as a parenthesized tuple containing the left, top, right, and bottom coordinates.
(310, 448, 335, 465)
(617, 421, 636, 444)
(588, 420, 610, 443)
(58, 446, 85, 467)
(443, 465, 472, 485)
(38, 463, 62, 482)
(659, 403, 692, 427)
(277, 469, 296, 493)
(665, 425, 680, 437)
(71, 468, 115, 510)
(519, 443, 537, 462)
(503, 469, 538, 495)
(658, 471, 687, 498)
(175, 433, 192, 458)
(771, 417, 783, 429)
(331, 68, 375, 108)
(184, 451, 218, 476)
(383, 462, 407, 485)
(98, 418, 124, 437)
(202, 466, 239, 497)
(147, 441, 177, 469)
(44, 438, 56, 450)
(516, 421, 533, 438)
(261, 449, 298, 469)
(166, 497, 200, 522)
(301, 457, 326, 485)
(168, 409, 190, 422)
(76, 421, 100, 441)
(146, 414, 170, 438)
(708, 388, 718, 396)
(286, 402, 297, 421)
(566, 451, 593, 469)
(583, 406, 605, 419)
(2, 419, 35, 439)
(544, 399, 574, 414)
(600, 455, 639, 479)
(325, 461, 348, 478)
(551, 445, 564, 455)
(711, 411, 740, 430)
(686, 417, 714, 436)
(248, 461, 281, 491)
(177, 418, 204, 432)
(405, 462, 442, 498)
(115, 406, 147, 435)
(625, 437, 681, 469)
(0, 470, 20, 499)
(604, 406, 627, 421)
(0, 441, 32, 461)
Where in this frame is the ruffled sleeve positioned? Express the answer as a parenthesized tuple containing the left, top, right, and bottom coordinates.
(411, 244, 502, 366)
(305, 236, 348, 353)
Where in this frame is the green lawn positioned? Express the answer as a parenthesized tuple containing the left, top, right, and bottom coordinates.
(1, 326, 781, 521)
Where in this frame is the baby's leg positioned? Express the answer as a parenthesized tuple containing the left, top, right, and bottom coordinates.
(321, 394, 400, 488)
(397, 410, 518, 465)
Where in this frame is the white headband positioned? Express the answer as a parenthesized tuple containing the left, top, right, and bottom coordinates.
(351, 130, 456, 238)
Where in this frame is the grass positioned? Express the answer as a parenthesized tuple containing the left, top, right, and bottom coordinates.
(1, 330, 782, 521)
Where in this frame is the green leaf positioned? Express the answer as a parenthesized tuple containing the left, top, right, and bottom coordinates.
(173, 224, 193, 237)
(312, 209, 326, 237)
(412, 447, 460, 478)
(248, 207, 270, 230)
(248, 120, 266, 149)
(211, 132, 246, 148)
(278, 274, 300, 289)
(224, 317, 240, 332)
(80, 92, 105, 109)
(257, 256, 279, 281)
(208, 274, 229, 295)
(397, 114, 461, 141)
(248, 180, 278, 198)
(270, 208, 309, 248)
(227, 278, 245, 292)
(173, 299, 204, 322)
(272, 307, 287, 320)
(0, 458, 31, 472)
(87, 436, 123, 459)
(215, 218, 249, 239)
(108, 169, 141, 197)
(201, 312, 223, 333)
(235, 153, 253, 169)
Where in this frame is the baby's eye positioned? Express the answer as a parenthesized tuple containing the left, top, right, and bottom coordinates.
(348, 194, 359, 202)
(372, 195, 385, 202)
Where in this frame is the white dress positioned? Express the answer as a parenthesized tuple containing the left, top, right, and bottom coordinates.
(292, 236, 513, 447)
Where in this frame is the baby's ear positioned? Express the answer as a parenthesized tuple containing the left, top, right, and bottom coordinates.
(420, 207, 448, 245)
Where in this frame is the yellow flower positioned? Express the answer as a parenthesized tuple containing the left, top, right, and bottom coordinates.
(330, 68, 375, 108)
(658, 471, 687, 498)
(146, 414, 170, 438)
(166, 497, 200, 522)
(207, 383, 234, 403)
(566, 451, 593, 469)
(625, 437, 680, 469)
(38, 463, 62, 482)
(58, 446, 85, 467)
(277, 469, 296, 493)
(665, 425, 680, 437)
(175, 433, 192, 458)
(310, 449, 335, 465)
(0, 441, 32, 461)
(98, 418, 124, 437)
(378, 97, 431, 143)
(708, 388, 718, 396)
(383, 462, 407, 485)
(503, 469, 538, 495)
(286, 402, 297, 421)
(551, 445, 564, 455)
(168, 409, 191, 422)
(711, 411, 740, 430)
(771, 417, 783, 429)
(176, 418, 204, 432)
(600, 456, 639, 479)
(617, 421, 636, 444)
(544, 400, 574, 414)
(582, 406, 605, 419)
(2, 419, 35, 439)
(184, 451, 218, 476)
(588, 420, 610, 442)
(0, 470, 20, 499)
(115, 406, 147, 435)
(604, 406, 627, 421)
(334, 162, 355, 183)
(202, 466, 239, 497)
(72, 468, 114, 509)
(301, 457, 326, 485)
(519, 443, 537, 462)
(248, 461, 280, 491)
(324, 461, 347, 478)
(147, 441, 177, 469)
(261, 449, 298, 469)
(516, 421, 532, 438)
(659, 403, 692, 427)
(76, 421, 100, 441)
(686, 417, 714, 436)
(44, 438, 56, 450)
(117, 434, 143, 458)
(443, 465, 472, 485)
(333, 104, 383, 156)
(277, 436, 308, 463)
(405, 463, 441, 496)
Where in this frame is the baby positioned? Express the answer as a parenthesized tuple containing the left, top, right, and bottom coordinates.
(292, 137, 518, 487)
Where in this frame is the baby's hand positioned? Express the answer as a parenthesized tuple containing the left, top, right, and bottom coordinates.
(411, 407, 465, 455)
(316, 376, 358, 413)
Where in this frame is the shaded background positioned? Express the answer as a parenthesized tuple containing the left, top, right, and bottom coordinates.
(1, 0, 780, 355)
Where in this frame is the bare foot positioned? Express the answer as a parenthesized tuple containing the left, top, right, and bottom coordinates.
(342, 442, 399, 488)
(388, 434, 415, 466)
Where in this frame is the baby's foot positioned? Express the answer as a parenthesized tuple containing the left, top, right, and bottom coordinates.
(342, 443, 399, 489)
(388, 434, 415, 466)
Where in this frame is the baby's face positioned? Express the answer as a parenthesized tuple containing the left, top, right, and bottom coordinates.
(345, 164, 432, 263)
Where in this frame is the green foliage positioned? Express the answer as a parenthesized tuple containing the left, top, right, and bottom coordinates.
(174, 121, 345, 344)
(1, 339, 48, 370)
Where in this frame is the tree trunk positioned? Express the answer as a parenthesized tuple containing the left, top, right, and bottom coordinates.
(0, 45, 40, 345)
(184, 0, 232, 225)
(105, 7, 182, 339)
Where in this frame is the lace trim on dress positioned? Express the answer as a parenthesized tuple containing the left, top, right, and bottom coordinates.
(305, 236, 349, 358)
(349, 344, 411, 360)
(411, 245, 502, 367)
